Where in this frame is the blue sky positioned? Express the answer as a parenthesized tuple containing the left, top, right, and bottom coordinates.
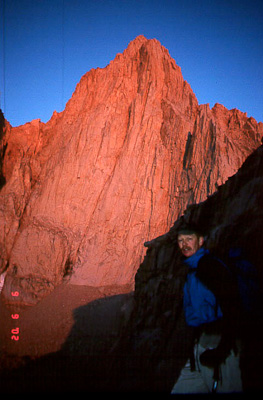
(1, 0, 262, 127)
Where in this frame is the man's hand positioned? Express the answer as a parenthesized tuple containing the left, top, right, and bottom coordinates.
(199, 347, 229, 368)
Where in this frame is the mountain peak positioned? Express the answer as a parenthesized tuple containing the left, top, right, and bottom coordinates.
(1, 38, 262, 305)
(128, 34, 149, 46)
(125, 35, 174, 62)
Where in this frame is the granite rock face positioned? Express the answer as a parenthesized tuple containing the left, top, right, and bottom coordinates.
(0, 36, 262, 305)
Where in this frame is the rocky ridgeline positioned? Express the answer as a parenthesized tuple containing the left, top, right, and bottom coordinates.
(0, 36, 262, 306)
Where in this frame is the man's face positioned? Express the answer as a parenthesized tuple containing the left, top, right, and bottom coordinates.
(177, 233, 204, 258)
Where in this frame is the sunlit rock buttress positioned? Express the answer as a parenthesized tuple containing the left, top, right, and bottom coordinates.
(0, 36, 262, 305)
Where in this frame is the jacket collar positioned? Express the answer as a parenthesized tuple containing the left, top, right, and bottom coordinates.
(183, 247, 209, 270)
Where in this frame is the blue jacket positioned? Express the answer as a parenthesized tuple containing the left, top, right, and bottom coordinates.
(183, 247, 223, 327)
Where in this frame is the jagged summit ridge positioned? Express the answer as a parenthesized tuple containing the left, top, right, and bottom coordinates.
(0, 37, 262, 305)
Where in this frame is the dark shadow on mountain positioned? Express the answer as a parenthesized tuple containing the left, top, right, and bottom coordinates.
(0, 292, 136, 393)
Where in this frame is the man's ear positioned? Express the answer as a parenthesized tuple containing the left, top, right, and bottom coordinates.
(199, 236, 204, 247)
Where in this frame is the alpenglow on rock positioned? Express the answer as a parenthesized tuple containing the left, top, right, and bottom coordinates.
(0, 36, 262, 305)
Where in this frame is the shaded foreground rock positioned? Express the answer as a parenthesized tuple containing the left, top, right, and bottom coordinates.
(109, 144, 263, 393)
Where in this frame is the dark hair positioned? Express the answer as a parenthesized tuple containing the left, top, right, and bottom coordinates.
(176, 222, 205, 237)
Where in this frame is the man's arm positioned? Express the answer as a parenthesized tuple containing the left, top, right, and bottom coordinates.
(196, 254, 240, 365)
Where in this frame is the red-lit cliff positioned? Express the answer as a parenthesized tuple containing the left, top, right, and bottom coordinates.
(0, 36, 262, 305)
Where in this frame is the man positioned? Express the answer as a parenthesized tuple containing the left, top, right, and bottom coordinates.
(171, 223, 243, 394)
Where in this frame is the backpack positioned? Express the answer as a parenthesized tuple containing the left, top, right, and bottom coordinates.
(227, 247, 261, 321)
